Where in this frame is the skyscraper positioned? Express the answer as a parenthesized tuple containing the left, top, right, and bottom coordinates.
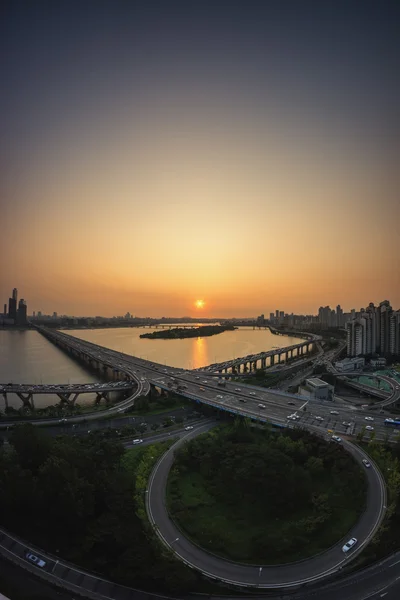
(12, 288, 18, 302)
(8, 296, 17, 322)
(346, 318, 367, 356)
(390, 311, 400, 355)
(336, 304, 343, 327)
(378, 300, 392, 354)
(17, 299, 27, 325)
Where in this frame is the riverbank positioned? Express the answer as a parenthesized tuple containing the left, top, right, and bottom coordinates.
(140, 324, 237, 340)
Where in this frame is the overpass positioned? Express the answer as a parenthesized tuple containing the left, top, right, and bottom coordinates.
(0, 381, 134, 410)
(326, 364, 400, 406)
(197, 335, 321, 374)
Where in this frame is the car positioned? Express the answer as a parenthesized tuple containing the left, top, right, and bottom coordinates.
(26, 553, 46, 568)
(133, 439, 143, 444)
(330, 410, 339, 415)
(342, 537, 357, 553)
(199, 387, 205, 391)
(287, 401, 296, 405)
(385, 418, 395, 423)
(362, 459, 371, 468)
(216, 395, 223, 399)
(239, 398, 247, 403)
(331, 435, 342, 443)
(365, 416, 374, 421)
(185, 426, 193, 431)
(287, 415, 296, 420)
(195, 376, 200, 379)
(235, 388, 242, 392)
(315, 416, 324, 421)
(258, 404, 266, 409)
(249, 392, 256, 396)
(342, 421, 351, 427)
(365, 425, 374, 431)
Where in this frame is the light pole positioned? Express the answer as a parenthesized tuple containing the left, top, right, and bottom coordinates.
(171, 537, 179, 546)
(258, 567, 262, 578)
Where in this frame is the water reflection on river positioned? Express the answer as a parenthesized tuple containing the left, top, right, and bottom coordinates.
(70, 326, 303, 370)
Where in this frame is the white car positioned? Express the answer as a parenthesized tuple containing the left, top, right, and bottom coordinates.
(249, 392, 256, 396)
(342, 538, 357, 553)
(133, 439, 143, 445)
(331, 436, 342, 443)
(365, 425, 374, 431)
(362, 459, 371, 468)
(258, 404, 266, 409)
(365, 417, 374, 421)
(315, 416, 324, 421)
(185, 426, 193, 431)
(216, 395, 223, 399)
(26, 553, 46, 568)
(343, 421, 351, 427)
(235, 388, 242, 392)
(330, 411, 339, 415)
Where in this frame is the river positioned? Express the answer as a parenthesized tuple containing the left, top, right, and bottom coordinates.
(1, 326, 303, 409)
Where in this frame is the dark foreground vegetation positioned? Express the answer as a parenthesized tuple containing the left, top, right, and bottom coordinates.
(0, 425, 199, 593)
(140, 324, 236, 339)
(349, 437, 400, 569)
(167, 423, 367, 564)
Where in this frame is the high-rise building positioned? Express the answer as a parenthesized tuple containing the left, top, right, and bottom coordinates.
(17, 299, 27, 325)
(390, 311, 400, 355)
(275, 310, 279, 320)
(3, 303, 6, 316)
(360, 304, 377, 355)
(12, 288, 18, 302)
(378, 300, 392, 354)
(269, 312, 274, 322)
(8, 296, 17, 322)
(346, 318, 367, 356)
(336, 304, 343, 327)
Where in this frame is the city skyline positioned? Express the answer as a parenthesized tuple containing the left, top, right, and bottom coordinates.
(1, 2, 399, 317)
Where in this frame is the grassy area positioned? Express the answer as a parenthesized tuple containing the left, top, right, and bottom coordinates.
(167, 426, 367, 565)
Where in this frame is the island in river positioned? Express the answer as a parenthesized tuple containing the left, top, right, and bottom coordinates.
(140, 324, 237, 339)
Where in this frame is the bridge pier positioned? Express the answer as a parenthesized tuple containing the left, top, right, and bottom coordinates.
(2, 393, 8, 410)
(16, 393, 35, 410)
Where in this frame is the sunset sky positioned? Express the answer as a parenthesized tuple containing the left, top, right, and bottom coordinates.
(1, 1, 399, 317)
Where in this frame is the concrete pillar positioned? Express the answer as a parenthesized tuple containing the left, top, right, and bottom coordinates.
(270, 355, 275, 366)
(2, 393, 8, 410)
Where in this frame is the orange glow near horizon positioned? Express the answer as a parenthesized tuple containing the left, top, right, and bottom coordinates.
(195, 300, 205, 309)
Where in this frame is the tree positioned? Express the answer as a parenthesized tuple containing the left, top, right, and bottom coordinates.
(9, 423, 52, 473)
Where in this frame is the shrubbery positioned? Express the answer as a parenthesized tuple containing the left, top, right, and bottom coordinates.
(167, 423, 367, 563)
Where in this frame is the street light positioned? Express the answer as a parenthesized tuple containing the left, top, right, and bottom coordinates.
(259, 567, 262, 578)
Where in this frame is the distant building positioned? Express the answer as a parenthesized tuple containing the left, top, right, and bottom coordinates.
(346, 318, 367, 356)
(299, 378, 334, 401)
(334, 357, 365, 372)
(17, 299, 27, 325)
(370, 358, 387, 368)
(3, 304, 6, 316)
(390, 311, 400, 355)
(8, 296, 17, 322)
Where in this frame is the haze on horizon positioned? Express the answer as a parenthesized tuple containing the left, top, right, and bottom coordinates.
(1, 1, 399, 318)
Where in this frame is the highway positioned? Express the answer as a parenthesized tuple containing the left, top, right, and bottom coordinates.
(31, 328, 400, 446)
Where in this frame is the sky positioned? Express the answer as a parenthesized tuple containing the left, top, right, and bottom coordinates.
(1, 1, 399, 317)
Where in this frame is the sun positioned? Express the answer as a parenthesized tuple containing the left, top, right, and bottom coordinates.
(195, 299, 205, 309)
